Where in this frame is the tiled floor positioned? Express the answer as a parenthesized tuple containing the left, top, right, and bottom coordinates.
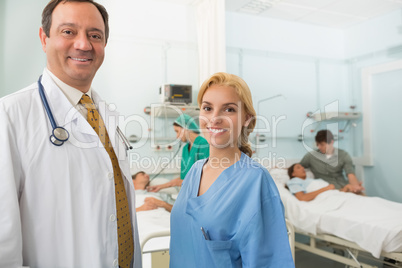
(295, 250, 348, 268)
(295, 249, 387, 268)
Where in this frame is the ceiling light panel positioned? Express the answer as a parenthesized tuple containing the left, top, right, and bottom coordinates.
(238, 0, 282, 14)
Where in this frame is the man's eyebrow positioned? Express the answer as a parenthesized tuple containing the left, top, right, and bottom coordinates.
(88, 27, 104, 34)
(57, 23, 76, 30)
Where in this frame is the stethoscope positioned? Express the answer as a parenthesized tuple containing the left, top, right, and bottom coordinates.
(38, 75, 69, 146)
(38, 75, 133, 150)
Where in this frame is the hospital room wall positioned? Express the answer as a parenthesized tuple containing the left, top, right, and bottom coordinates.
(0, 0, 47, 97)
(225, 12, 355, 165)
(366, 69, 402, 203)
(344, 9, 402, 203)
(345, 9, 402, 58)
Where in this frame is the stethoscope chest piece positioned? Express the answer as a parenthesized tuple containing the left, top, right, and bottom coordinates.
(38, 75, 70, 146)
(50, 127, 70, 146)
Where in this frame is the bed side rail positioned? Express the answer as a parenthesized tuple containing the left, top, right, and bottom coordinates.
(140, 230, 171, 254)
(295, 231, 402, 268)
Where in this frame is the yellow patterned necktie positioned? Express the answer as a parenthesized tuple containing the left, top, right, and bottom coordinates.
(80, 94, 133, 268)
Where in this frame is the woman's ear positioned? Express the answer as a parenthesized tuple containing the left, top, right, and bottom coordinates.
(243, 115, 253, 127)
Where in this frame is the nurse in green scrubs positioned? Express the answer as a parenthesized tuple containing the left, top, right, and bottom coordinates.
(147, 114, 209, 192)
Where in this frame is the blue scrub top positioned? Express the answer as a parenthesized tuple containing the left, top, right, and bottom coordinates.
(170, 153, 295, 268)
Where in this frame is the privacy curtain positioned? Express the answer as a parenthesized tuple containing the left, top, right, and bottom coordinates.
(196, 0, 226, 85)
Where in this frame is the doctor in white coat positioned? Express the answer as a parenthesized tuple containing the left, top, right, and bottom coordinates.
(0, 0, 141, 267)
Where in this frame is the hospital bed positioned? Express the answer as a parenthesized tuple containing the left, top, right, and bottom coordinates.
(136, 177, 296, 267)
(136, 177, 175, 268)
(269, 168, 402, 268)
(137, 210, 171, 268)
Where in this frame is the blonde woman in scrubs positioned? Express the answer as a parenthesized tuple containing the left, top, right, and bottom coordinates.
(170, 73, 295, 267)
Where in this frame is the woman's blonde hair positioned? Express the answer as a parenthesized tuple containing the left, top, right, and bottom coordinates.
(197, 72, 256, 157)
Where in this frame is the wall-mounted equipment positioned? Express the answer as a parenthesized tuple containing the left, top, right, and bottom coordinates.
(310, 112, 361, 121)
(159, 84, 192, 104)
(152, 104, 199, 118)
(308, 111, 361, 133)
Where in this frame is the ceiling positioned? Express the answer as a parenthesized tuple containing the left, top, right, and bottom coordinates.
(163, 0, 402, 29)
(226, 0, 402, 29)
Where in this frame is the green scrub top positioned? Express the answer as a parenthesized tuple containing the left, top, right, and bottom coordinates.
(180, 136, 209, 180)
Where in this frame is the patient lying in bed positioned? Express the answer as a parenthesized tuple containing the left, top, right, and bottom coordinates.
(132, 171, 174, 212)
(286, 163, 357, 201)
(271, 164, 402, 258)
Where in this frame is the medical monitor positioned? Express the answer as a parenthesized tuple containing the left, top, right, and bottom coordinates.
(159, 84, 192, 104)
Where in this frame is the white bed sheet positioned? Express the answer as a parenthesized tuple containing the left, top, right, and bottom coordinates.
(137, 208, 171, 252)
(135, 184, 172, 253)
(276, 182, 402, 258)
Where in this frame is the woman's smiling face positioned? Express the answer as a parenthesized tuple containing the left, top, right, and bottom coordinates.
(199, 84, 247, 149)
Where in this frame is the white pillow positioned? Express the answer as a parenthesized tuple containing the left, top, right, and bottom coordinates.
(305, 169, 315, 179)
(269, 168, 290, 186)
(269, 167, 315, 186)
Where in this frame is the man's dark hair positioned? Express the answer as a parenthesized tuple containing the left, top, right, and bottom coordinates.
(42, 0, 109, 43)
(315, 129, 334, 144)
(132, 171, 145, 180)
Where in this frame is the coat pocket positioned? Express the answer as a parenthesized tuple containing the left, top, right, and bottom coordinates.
(205, 239, 232, 267)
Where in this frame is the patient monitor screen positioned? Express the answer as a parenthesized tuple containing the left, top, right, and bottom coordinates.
(170, 85, 191, 103)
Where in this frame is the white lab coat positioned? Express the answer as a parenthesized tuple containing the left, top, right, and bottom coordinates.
(0, 71, 141, 268)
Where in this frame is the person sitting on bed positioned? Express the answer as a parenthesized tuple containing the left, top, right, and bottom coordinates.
(300, 129, 364, 194)
(286, 163, 357, 201)
(132, 171, 173, 212)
